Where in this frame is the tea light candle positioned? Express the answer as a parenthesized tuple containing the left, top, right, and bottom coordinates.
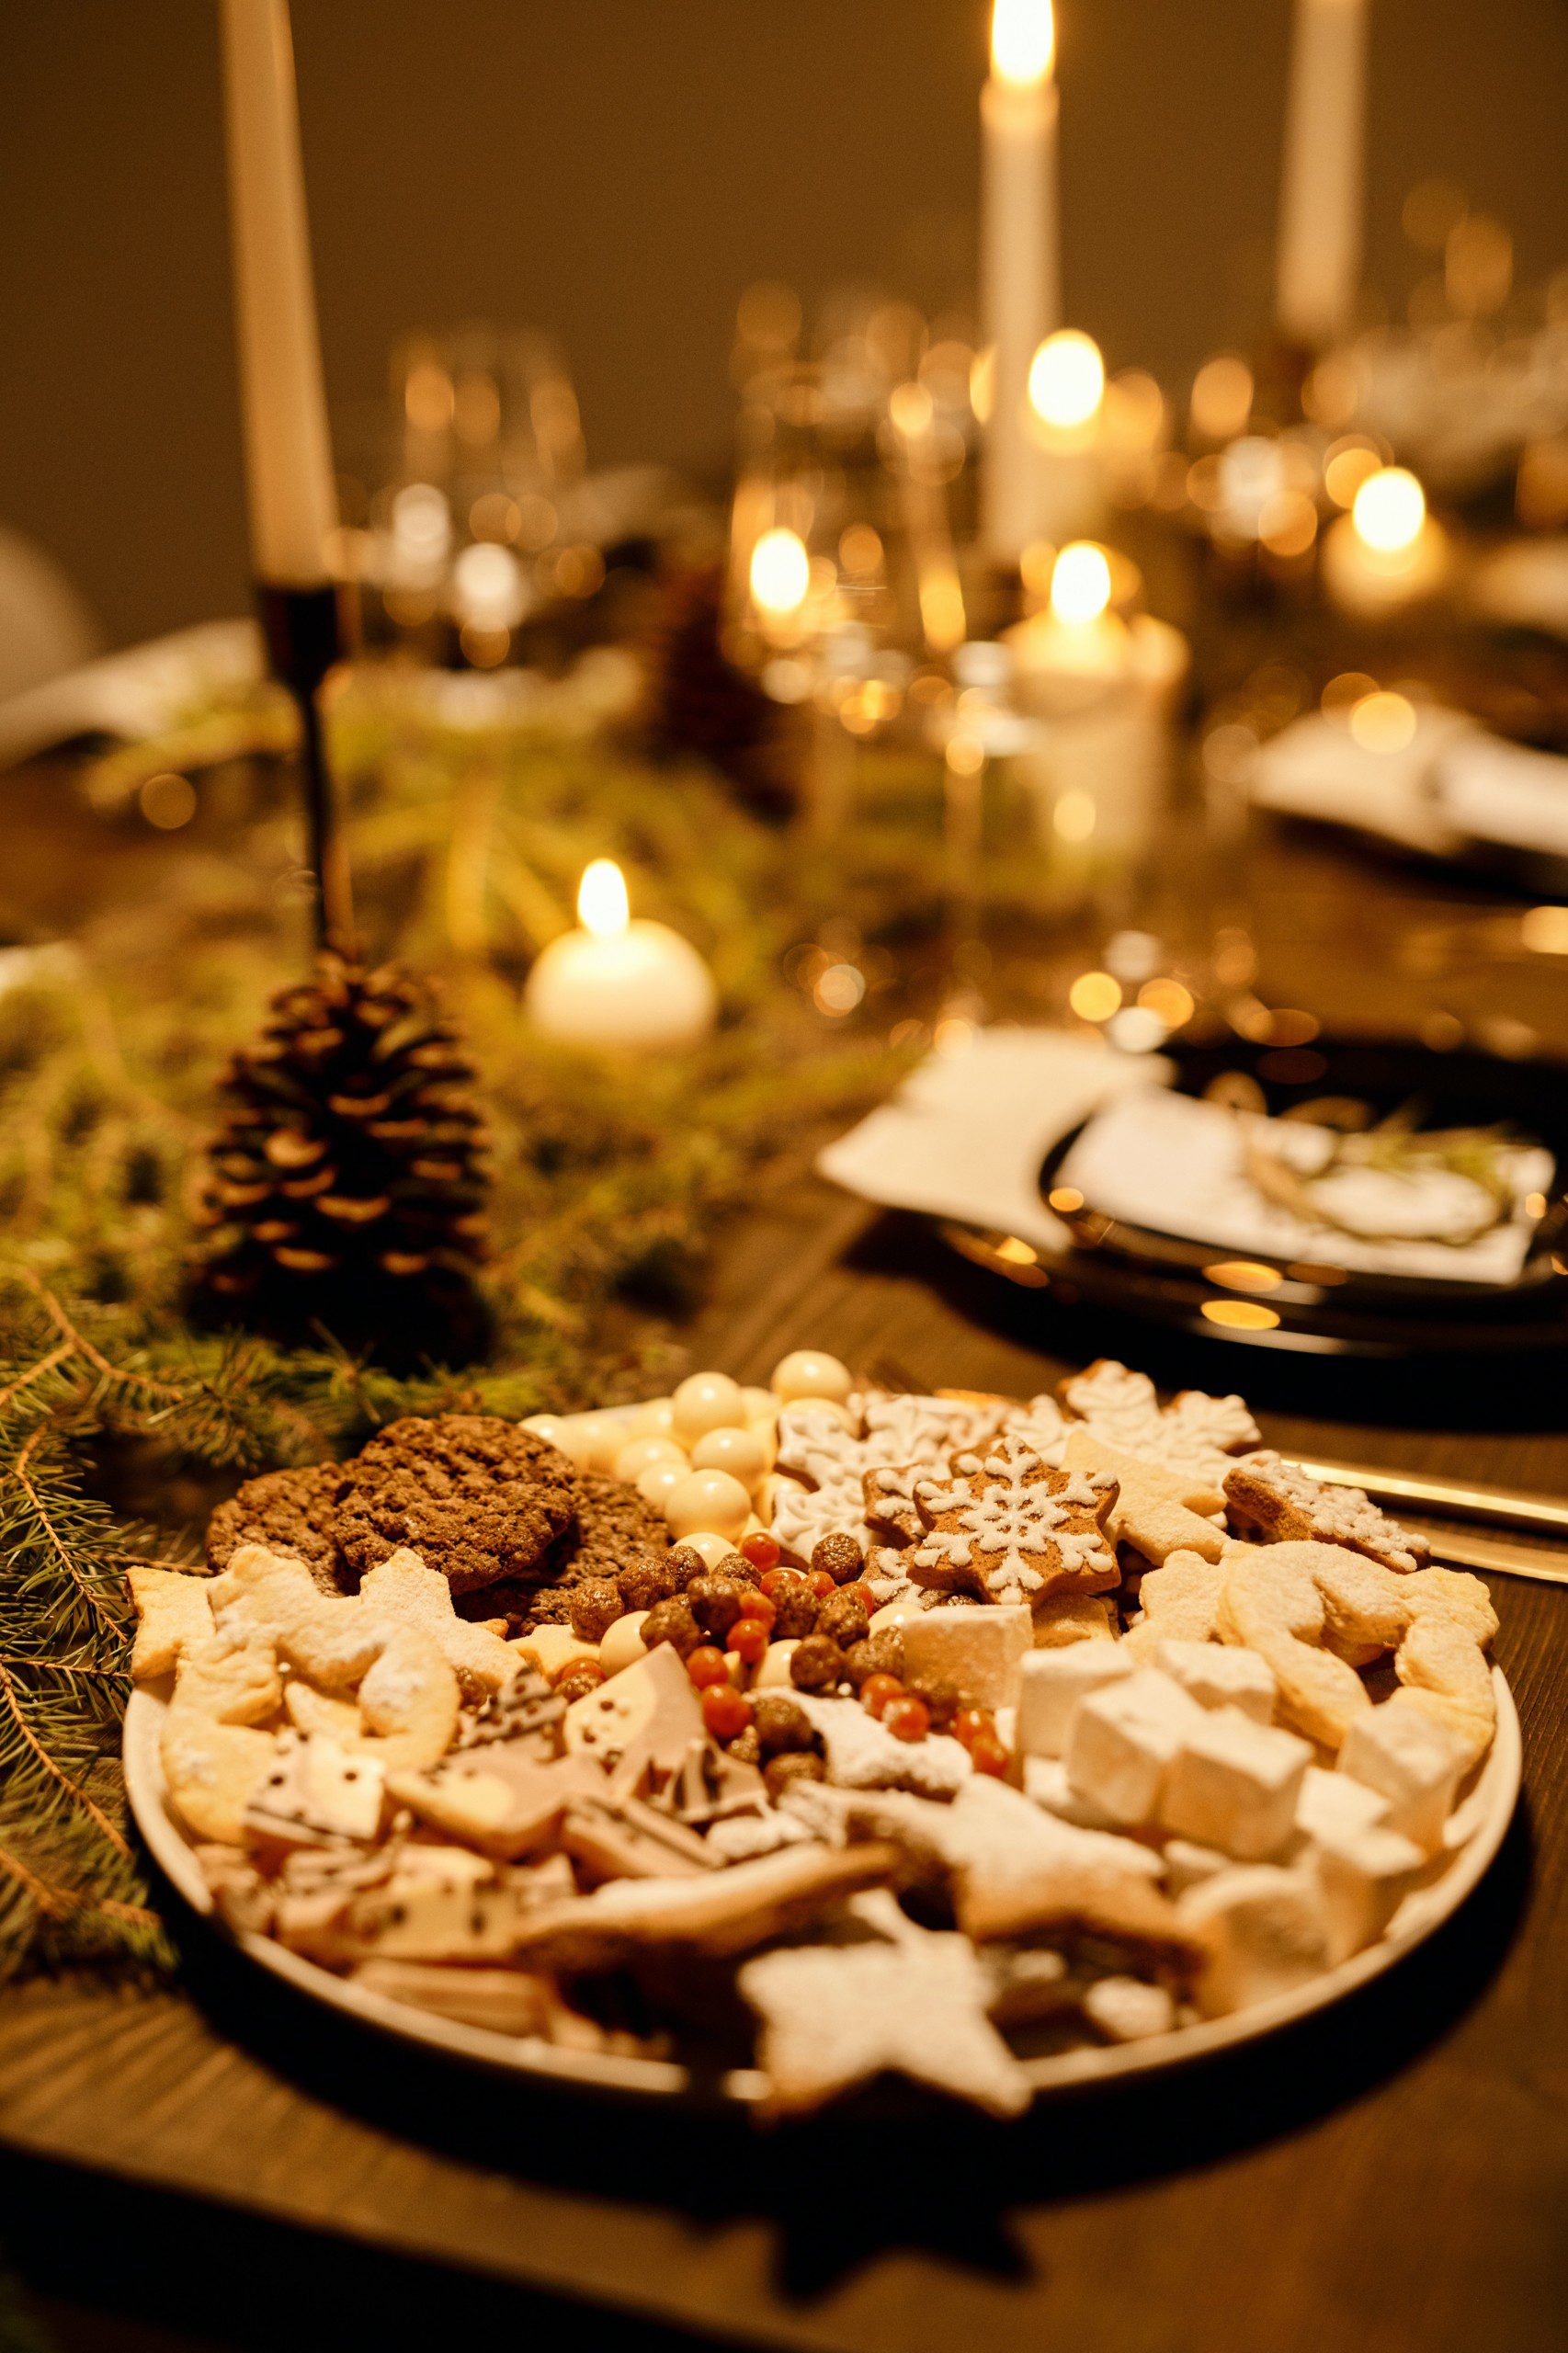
(524, 860, 717, 1052)
(1322, 465, 1450, 614)
(981, 0, 1060, 563)
(1276, 0, 1369, 347)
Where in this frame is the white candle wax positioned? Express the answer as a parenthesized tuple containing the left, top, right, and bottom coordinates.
(981, 1, 1060, 563)
(1276, 0, 1369, 348)
(220, 0, 338, 586)
(1322, 463, 1449, 614)
(524, 862, 718, 1052)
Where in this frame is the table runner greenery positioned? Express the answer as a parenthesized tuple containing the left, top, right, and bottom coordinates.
(0, 695, 937, 1980)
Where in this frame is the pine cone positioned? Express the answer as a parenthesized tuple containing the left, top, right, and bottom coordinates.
(187, 951, 492, 1367)
(641, 563, 799, 819)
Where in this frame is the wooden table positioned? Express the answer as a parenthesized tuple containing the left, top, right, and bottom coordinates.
(2, 818, 1566, 2352)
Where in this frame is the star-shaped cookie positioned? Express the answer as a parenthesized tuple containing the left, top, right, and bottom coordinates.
(909, 1435, 1118, 1606)
(739, 1929, 1032, 2118)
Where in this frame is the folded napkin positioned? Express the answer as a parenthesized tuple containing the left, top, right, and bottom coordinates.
(1252, 706, 1568, 866)
(817, 1028, 1171, 1253)
(0, 620, 262, 771)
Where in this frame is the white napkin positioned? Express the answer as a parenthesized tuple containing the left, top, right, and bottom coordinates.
(1252, 706, 1568, 866)
(0, 620, 262, 771)
(817, 1028, 1171, 1253)
(1057, 1090, 1553, 1287)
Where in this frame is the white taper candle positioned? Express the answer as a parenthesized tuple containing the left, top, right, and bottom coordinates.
(981, 0, 1060, 563)
(1276, 0, 1369, 349)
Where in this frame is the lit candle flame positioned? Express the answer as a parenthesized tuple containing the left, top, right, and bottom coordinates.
(1050, 540, 1113, 624)
(578, 858, 629, 938)
(1352, 466, 1426, 555)
(749, 526, 811, 617)
(1028, 329, 1105, 429)
(991, 0, 1054, 87)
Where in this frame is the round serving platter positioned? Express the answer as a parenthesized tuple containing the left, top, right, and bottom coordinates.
(945, 1032, 1568, 1360)
(124, 1668, 1521, 2110)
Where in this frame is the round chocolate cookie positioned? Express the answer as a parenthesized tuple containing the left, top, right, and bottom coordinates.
(336, 1467, 575, 1597)
(557, 1470, 669, 1581)
(348, 1413, 571, 1492)
(205, 1463, 351, 1593)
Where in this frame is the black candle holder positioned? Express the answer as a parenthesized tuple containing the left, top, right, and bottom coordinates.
(256, 578, 354, 948)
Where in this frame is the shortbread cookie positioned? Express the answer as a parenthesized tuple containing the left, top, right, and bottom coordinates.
(388, 1748, 603, 1860)
(741, 1929, 1032, 2120)
(789, 1694, 972, 1796)
(1393, 1613, 1495, 1771)
(357, 1548, 517, 1695)
(1061, 1427, 1227, 1566)
(910, 1437, 1118, 1607)
(206, 1463, 350, 1590)
(1217, 1547, 1370, 1750)
(159, 1710, 274, 1845)
(1031, 1592, 1119, 1647)
(1122, 1548, 1226, 1655)
(244, 1731, 390, 1851)
(169, 1630, 281, 1727)
(1222, 1453, 1429, 1574)
(1400, 1567, 1498, 1647)
(128, 1565, 215, 1681)
(511, 1841, 901, 1971)
(1058, 1360, 1258, 1490)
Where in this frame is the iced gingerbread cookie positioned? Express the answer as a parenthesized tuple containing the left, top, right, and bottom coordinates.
(1223, 1453, 1429, 1574)
(908, 1434, 1119, 1607)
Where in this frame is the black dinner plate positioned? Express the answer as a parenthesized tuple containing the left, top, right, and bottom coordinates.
(942, 1033, 1568, 1360)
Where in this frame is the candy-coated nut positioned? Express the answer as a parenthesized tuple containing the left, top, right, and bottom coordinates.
(690, 1426, 767, 1490)
(614, 1435, 687, 1484)
(869, 1598, 924, 1638)
(669, 1530, 739, 1571)
(883, 1694, 931, 1744)
(755, 1639, 801, 1689)
(687, 1645, 731, 1689)
(671, 1371, 745, 1444)
(701, 1684, 753, 1744)
(665, 1469, 753, 1541)
(726, 1617, 770, 1666)
(741, 1531, 780, 1572)
(511, 1625, 600, 1681)
(635, 1459, 688, 1509)
(598, 1610, 651, 1678)
(861, 1673, 905, 1719)
(625, 1397, 677, 1443)
(770, 1349, 854, 1407)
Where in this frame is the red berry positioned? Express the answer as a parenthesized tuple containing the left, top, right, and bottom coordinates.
(701, 1684, 753, 1743)
(855, 1582, 882, 1614)
(758, 1566, 793, 1599)
(807, 1568, 835, 1598)
(882, 1694, 931, 1743)
(969, 1733, 1010, 1778)
(687, 1645, 730, 1689)
(551, 1656, 604, 1691)
(741, 1531, 780, 1570)
(860, 1673, 904, 1720)
(725, 1617, 769, 1665)
(952, 1707, 994, 1752)
(734, 1587, 777, 1630)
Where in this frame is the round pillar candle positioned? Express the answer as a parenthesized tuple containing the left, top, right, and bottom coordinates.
(524, 860, 717, 1052)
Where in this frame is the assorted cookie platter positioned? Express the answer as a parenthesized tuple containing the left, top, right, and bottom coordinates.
(123, 1353, 1521, 2119)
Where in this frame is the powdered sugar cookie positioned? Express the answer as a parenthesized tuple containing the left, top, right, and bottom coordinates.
(170, 1631, 281, 1727)
(1059, 1359, 1257, 1491)
(1122, 1548, 1228, 1656)
(358, 1547, 517, 1696)
(1217, 1546, 1371, 1750)
(129, 1566, 214, 1681)
(1061, 1427, 1227, 1566)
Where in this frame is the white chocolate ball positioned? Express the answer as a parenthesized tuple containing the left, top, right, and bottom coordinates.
(635, 1459, 688, 1510)
(689, 1426, 767, 1492)
(625, 1397, 678, 1444)
(755, 1639, 801, 1688)
(540, 1415, 600, 1470)
(770, 1349, 853, 1407)
(671, 1370, 745, 1444)
(520, 1413, 569, 1447)
(598, 1610, 651, 1677)
(869, 1598, 923, 1637)
(741, 1385, 780, 1427)
(613, 1435, 686, 1484)
(669, 1529, 739, 1570)
(665, 1468, 752, 1540)
(574, 1406, 642, 1474)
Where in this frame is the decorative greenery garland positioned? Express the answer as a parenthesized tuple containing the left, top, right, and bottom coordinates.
(0, 709, 920, 1981)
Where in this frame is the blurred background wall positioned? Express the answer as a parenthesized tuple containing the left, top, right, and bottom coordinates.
(2, 0, 1563, 650)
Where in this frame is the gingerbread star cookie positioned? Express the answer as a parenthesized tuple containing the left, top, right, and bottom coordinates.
(740, 1928, 1032, 2119)
(1223, 1452, 1430, 1574)
(909, 1434, 1119, 1607)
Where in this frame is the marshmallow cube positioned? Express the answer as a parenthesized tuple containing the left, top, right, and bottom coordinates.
(902, 1604, 1033, 1711)
(1180, 1865, 1334, 2016)
(1294, 1763, 1390, 1846)
(1155, 1637, 1277, 1723)
(1081, 1976, 1176, 2042)
(1159, 1711, 1311, 1861)
(1062, 1667, 1205, 1824)
(1017, 1643, 1136, 1760)
(1312, 1823, 1426, 1964)
(1337, 1699, 1467, 1854)
(1021, 1754, 1127, 1834)
(1163, 1837, 1232, 1896)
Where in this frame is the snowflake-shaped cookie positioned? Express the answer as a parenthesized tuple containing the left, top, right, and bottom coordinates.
(1058, 1359, 1260, 1492)
(910, 1435, 1118, 1607)
(770, 1394, 1012, 1564)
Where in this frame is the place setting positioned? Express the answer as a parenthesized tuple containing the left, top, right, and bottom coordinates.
(0, 2, 1564, 2347)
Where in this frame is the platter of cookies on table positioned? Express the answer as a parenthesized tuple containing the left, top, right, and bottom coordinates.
(124, 1351, 1520, 2119)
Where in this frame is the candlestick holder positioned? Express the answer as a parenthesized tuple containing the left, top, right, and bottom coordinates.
(256, 579, 354, 946)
